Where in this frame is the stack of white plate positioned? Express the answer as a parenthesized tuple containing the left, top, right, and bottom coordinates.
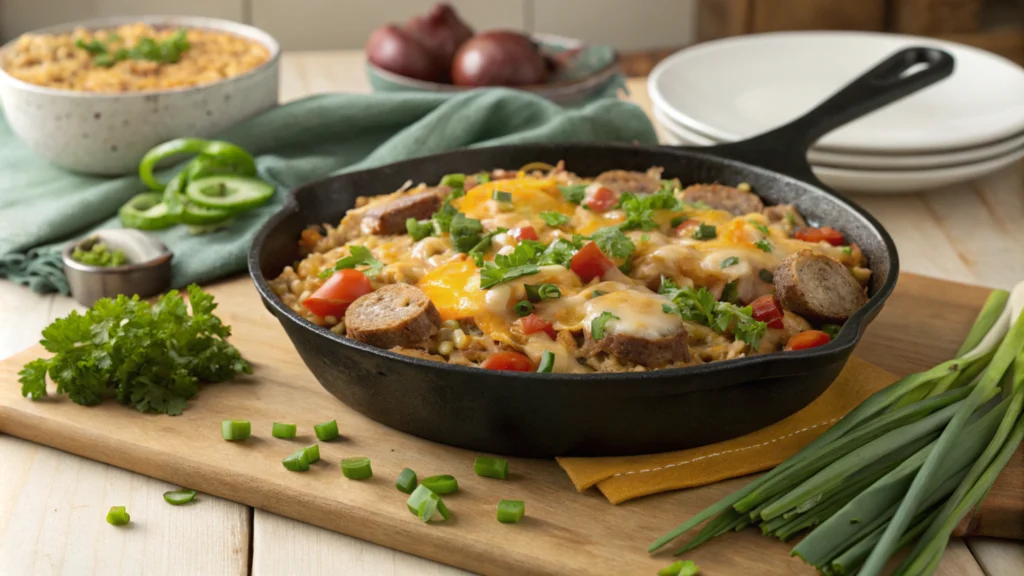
(648, 31, 1024, 194)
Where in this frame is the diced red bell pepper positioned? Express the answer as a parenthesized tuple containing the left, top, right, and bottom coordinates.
(511, 226, 539, 241)
(570, 241, 614, 282)
(750, 294, 785, 329)
(584, 186, 618, 212)
(794, 226, 846, 246)
(481, 351, 535, 372)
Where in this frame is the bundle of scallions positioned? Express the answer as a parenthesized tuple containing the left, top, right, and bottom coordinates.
(650, 282, 1024, 576)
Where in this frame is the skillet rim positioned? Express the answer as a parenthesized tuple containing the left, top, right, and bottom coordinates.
(248, 141, 899, 384)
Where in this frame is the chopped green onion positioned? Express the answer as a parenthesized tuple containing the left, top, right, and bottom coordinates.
(474, 456, 509, 479)
(590, 290, 605, 299)
(304, 444, 320, 464)
(439, 173, 465, 189)
(525, 283, 561, 302)
(720, 281, 739, 304)
(475, 172, 491, 184)
(759, 269, 774, 283)
(591, 311, 619, 341)
(749, 220, 770, 235)
(406, 485, 449, 522)
(106, 506, 130, 526)
(841, 246, 853, 255)
(658, 560, 700, 576)
(282, 449, 310, 472)
(396, 467, 418, 494)
(492, 190, 512, 202)
(406, 218, 434, 241)
(421, 474, 459, 495)
(314, 419, 339, 441)
(163, 489, 197, 505)
(221, 420, 251, 441)
(514, 300, 534, 317)
(721, 256, 739, 268)
(539, 211, 570, 226)
(537, 351, 555, 373)
(272, 422, 297, 439)
(822, 324, 842, 339)
(496, 499, 525, 523)
(670, 216, 689, 228)
(341, 456, 372, 480)
(754, 239, 773, 252)
(693, 223, 717, 240)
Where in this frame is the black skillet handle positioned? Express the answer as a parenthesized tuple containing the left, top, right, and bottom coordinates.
(696, 47, 955, 185)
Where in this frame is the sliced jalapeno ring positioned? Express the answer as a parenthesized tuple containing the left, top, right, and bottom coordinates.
(180, 201, 233, 225)
(185, 176, 275, 212)
(162, 171, 188, 216)
(139, 138, 256, 191)
(118, 192, 177, 230)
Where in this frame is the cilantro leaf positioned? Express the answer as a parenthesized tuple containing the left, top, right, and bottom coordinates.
(467, 228, 506, 266)
(320, 245, 385, 279)
(539, 211, 570, 227)
(617, 187, 683, 231)
(720, 280, 739, 304)
(659, 283, 766, 349)
(536, 238, 576, 268)
(19, 286, 249, 415)
(450, 213, 484, 253)
(714, 302, 767, 348)
(479, 241, 542, 289)
(590, 311, 620, 341)
(559, 184, 587, 204)
(590, 227, 635, 260)
(432, 201, 459, 233)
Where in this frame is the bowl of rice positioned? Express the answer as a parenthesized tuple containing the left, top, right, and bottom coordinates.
(0, 15, 280, 175)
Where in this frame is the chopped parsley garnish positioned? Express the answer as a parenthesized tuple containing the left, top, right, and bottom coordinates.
(539, 211, 570, 226)
(721, 256, 739, 268)
(525, 283, 561, 302)
(693, 223, 717, 240)
(619, 260, 633, 274)
(558, 184, 587, 204)
(479, 241, 542, 289)
(406, 218, 434, 241)
(18, 285, 250, 414)
(431, 201, 459, 233)
(822, 323, 842, 338)
(492, 190, 513, 203)
(536, 238, 577, 268)
(590, 290, 606, 298)
(641, 234, 651, 243)
(749, 220, 770, 235)
(754, 239, 773, 252)
(514, 300, 534, 317)
(590, 312, 620, 341)
(659, 283, 766, 348)
(449, 213, 484, 253)
(785, 211, 796, 226)
(590, 226, 635, 260)
(617, 188, 683, 231)
(320, 245, 384, 278)
(661, 303, 677, 315)
(759, 268, 774, 283)
(467, 228, 506, 266)
(720, 281, 739, 304)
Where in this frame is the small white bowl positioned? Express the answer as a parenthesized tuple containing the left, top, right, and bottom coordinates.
(0, 15, 280, 175)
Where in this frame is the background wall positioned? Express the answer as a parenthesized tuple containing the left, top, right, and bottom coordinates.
(0, 0, 698, 51)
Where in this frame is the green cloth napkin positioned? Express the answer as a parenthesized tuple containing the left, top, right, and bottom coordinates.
(0, 87, 658, 294)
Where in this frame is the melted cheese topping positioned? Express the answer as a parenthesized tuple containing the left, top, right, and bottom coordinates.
(582, 290, 684, 339)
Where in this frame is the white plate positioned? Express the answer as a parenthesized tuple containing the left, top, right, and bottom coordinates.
(658, 120, 1024, 194)
(649, 31, 1024, 154)
(653, 104, 1024, 170)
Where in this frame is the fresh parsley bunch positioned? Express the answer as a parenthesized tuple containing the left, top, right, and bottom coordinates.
(659, 277, 766, 348)
(19, 285, 250, 415)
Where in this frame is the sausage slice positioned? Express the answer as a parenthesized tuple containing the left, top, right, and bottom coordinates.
(361, 188, 444, 236)
(682, 183, 764, 215)
(594, 167, 664, 195)
(578, 291, 690, 368)
(344, 284, 442, 349)
(581, 329, 690, 369)
(773, 250, 867, 323)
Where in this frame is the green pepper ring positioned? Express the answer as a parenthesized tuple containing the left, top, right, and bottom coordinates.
(118, 192, 178, 230)
(185, 175, 275, 213)
(139, 138, 256, 191)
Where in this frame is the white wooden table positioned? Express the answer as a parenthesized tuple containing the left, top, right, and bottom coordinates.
(1, 50, 1022, 575)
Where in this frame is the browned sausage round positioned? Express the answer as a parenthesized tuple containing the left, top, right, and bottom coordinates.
(345, 284, 442, 349)
(773, 250, 867, 323)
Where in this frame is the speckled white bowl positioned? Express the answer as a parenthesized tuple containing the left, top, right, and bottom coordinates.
(0, 15, 280, 175)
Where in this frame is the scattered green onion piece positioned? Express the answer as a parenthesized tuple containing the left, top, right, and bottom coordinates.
(106, 506, 130, 526)
(304, 444, 320, 464)
(759, 268, 774, 283)
(754, 239, 773, 252)
(721, 256, 739, 268)
(492, 190, 513, 202)
(590, 311, 619, 341)
(421, 474, 459, 495)
(475, 172, 491, 184)
(693, 223, 717, 240)
(314, 419, 339, 441)
(749, 220, 770, 235)
(396, 467, 418, 494)
(537, 351, 555, 373)
(341, 456, 373, 480)
(658, 559, 700, 576)
(496, 499, 525, 523)
(439, 173, 465, 189)
(406, 485, 448, 522)
(221, 420, 251, 441)
(525, 283, 561, 302)
(822, 324, 842, 339)
(282, 449, 310, 472)
(474, 456, 509, 480)
(163, 489, 198, 505)
(272, 422, 297, 439)
(514, 300, 534, 317)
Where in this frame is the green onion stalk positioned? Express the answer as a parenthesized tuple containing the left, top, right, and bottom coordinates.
(650, 282, 1024, 576)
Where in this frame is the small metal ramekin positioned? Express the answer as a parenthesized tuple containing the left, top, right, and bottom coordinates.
(61, 230, 173, 307)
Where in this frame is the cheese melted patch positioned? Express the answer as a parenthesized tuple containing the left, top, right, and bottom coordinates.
(582, 290, 683, 339)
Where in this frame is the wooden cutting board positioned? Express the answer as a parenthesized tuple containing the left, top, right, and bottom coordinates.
(0, 273, 1020, 576)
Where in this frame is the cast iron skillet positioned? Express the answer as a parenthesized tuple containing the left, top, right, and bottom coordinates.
(250, 48, 953, 457)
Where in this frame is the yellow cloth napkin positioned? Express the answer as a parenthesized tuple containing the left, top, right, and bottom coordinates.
(556, 356, 896, 504)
